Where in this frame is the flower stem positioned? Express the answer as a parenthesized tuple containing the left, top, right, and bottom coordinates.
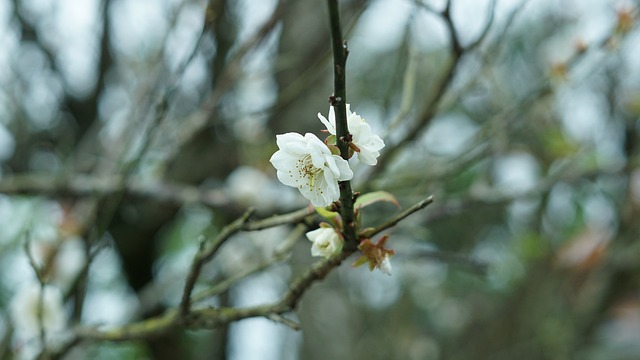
(327, 0, 356, 249)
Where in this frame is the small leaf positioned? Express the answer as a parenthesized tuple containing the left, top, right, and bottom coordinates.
(327, 144, 341, 156)
(352, 255, 369, 268)
(354, 191, 400, 210)
(325, 135, 337, 146)
(316, 206, 340, 222)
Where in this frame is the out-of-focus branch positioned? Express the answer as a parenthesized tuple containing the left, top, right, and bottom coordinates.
(279, 248, 355, 309)
(257, 1, 368, 122)
(180, 209, 255, 316)
(67, 0, 113, 140)
(185, 247, 357, 330)
(368, 0, 498, 184)
(11, 0, 113, 151)
(0, 172, 318, 229)
(167, 0, 286, 164)
(73, 240, 355, 342)
(242, 207, 313, 231)
(191, 224, 306, 305)
(386, 44, 419, 133)
(373, 2, 634, 198)
(467, 0, 497, 50)
(0, 173, 232, 209)
(421, 163, 612, 225)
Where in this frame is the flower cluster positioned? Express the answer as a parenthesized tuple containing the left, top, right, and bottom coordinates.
(270, 132, 353, 207)
(317, 104, 385, 166)
(270, 104, 390, 272)
(270, 104, 384, 207)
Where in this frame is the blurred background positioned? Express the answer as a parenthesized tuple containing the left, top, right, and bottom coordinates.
(1, 0, 640, 359)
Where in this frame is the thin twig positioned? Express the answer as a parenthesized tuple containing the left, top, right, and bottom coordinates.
(243, 208, 313, 231)
(74, 309, 180, 341)
(0, 174, 232, 209)
(167, 0, 286, 163)
(24, 234, 45, 284)
(467, 0, 497, 50)
(386, 45, 419, 134)
(180, 209, 255, 317)
(266, 313, 301, 331)
(192, 224, 306, 304)
(71, 189, 434, 341)
(74, 247, 354, 341)
(369, 0, 498, 185)
(360, 196, 434, 239)
(279, 248, 355, 309)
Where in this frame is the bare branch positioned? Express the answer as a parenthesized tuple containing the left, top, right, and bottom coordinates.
(360, 196, 434, 239)
(243, 208, 314, 231)
(192, 224, 305, 304)
(180, 208, 255, 316)
(266, 313, 301, 331)
(0, 173, 232, 209)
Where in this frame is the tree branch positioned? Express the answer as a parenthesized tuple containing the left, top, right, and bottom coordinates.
(73, 236, 354, 342)
(0, 173, 232, 209)
(327, 0, 357, 249)
(180, 209, 255, 316)
(369, 0, 497, 185)
(360, 196, 434, 239)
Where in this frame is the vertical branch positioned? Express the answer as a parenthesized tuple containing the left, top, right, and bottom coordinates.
(327, 0, 357, 248)
(327, 0, 349, 158)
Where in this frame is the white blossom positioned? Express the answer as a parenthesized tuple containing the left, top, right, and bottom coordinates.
(270, 132, 353, 207)
(306, 227, 344, 258)
(379, 255, 392, 275)
(9, 283, 67, 340)
(318, 104, 385, 166)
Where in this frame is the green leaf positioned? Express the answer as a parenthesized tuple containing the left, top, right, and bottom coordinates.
(354, 191, 400, 210)
(315, 206, 340, 222)
(352, 255, 370, 268)
(327, 144, 340, 156)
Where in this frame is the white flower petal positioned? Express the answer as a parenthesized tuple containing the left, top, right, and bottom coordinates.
(358, 148, 378, 166)
(318, 104, 385, 167)
(320, 169, 340, 202)
(269, 150, 296, 168)
(305, 133, 330, 169)
(335, 156, 354, 181)
(323, 154, 340, 177)
(299, 175, 325, 207)
(272, 128, 353, 206)
(317, 113, 335, 134)
(306, 227, 343, 258)
(329, 106, 337, 128)
(379, 255, 392, 275)
(276, 133, 307, 154)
